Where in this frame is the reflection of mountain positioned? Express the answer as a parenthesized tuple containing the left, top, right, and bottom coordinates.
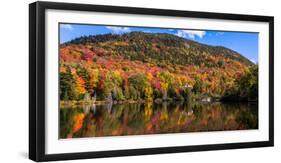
(64, 31, 253, 66)
(59, 102, 258, 138)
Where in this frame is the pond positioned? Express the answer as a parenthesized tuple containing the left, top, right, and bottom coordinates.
(59, 102, 258, 139)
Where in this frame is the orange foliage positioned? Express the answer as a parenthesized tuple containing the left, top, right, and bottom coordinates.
(72, 113, 85, 133)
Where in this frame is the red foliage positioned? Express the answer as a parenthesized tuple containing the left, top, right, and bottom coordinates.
(151, 79, 161, 90)
(82, 48, 95, 61)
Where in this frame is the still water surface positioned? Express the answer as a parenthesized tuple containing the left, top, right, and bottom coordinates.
(59, 102, 258, 139)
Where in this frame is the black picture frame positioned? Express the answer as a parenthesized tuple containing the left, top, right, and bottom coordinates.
(29, 1, 274, 162)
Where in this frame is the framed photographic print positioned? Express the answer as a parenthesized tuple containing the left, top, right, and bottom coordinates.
(29, 1, 274, 162)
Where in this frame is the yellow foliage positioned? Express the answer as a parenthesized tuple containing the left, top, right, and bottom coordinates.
(160, 112, 168, 121)
(75, 77, 86, 95)
(89, 69, 99, 88)
(160, 82, 168, 91)
(144, 86, 153, 99)
(144, 102, 153, 118)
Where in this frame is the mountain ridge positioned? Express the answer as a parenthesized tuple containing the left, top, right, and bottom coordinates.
(62, 31, 253, 66)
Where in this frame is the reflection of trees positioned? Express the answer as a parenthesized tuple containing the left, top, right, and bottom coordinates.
(188, 103, 258, 131)
(60, 108, 84, 138)
(91, 103, 96, 114)
(60, 102, 258, 138)
(104, 101, 113, 113)
(83, 104, 90, 114)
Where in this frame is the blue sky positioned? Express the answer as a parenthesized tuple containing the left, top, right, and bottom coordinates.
(60, 23, 258, 63)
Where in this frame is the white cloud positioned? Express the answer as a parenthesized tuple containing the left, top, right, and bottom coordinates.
(250, 58, 257, 64)
(61, 24, 73, 30)
(106, 26, 130, 34)
(176, 30, 206, 39)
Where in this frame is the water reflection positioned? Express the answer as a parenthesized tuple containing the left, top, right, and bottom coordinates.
(60, 102, 258, 139)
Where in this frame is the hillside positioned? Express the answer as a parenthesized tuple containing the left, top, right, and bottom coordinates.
(59, 32, 257, 102)
(64, 32, 253, 67)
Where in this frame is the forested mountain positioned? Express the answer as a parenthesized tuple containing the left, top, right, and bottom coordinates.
(64, 32, 253, 67)
(60, 32, 257, 102)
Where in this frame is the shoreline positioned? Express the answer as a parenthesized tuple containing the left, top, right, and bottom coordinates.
(59, 99, 258, 109)
(60, 99, 147, 108)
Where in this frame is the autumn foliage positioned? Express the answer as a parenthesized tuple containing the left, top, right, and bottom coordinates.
(59, 32, 257, 102)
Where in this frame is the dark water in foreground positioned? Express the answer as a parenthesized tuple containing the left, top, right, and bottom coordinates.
(59, 102, 258, 139)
